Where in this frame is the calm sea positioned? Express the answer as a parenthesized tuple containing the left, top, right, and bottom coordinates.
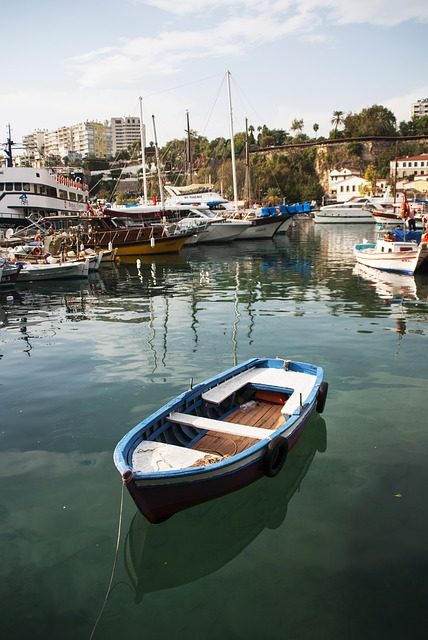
(1, 221, 428, 640)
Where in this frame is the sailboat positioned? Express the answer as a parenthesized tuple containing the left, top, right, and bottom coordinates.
(218, 71, 290, 240)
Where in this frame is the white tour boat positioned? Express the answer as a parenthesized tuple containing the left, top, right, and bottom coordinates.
(0, 165, 89, 230)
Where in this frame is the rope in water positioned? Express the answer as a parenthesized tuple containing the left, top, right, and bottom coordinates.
(88, 481, 125, 640)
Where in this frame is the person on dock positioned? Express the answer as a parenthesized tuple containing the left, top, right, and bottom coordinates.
(407, 206, 416, 231)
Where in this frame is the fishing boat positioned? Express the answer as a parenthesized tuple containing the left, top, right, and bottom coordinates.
(114, 356, 328, 523)
(353, 228, 428, 275)
(16, 257, 90, 281)
(33, 214, 193, 257)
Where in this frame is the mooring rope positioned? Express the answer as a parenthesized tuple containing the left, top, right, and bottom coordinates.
(89, 481, 125, 640)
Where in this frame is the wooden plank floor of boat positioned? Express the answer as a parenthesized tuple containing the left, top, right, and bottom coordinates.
(192, 400, 283, 458)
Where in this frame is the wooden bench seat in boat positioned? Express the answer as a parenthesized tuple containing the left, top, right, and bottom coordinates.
(168, 411, 273, 440)
(201, 367, 315, 415)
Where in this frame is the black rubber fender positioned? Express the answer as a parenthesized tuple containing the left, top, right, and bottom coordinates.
(316, 381, 329, 414)
(263, 436, 288, 478)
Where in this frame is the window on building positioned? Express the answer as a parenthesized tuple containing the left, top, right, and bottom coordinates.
(403, 162, 407, 167)
(0, 183, 4, 190)
(59, 189, 67, 199)
(5, 183, 13, 191)
(69, 192, 76, 201)
(346, 185, 350, 191)
(352, 185, 356, 191)
(14, 183, 22, 190)
(23, 183, 31, 191)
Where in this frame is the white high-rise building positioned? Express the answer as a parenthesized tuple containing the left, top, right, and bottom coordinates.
(110, 116, 140, 155)
(411, 98, 428, 120)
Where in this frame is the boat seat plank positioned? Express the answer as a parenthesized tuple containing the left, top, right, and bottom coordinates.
(169, 411, 272, 440)
(201, 366, 314, 411)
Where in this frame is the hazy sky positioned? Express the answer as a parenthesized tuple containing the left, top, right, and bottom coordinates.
(2, 0, 428, 148)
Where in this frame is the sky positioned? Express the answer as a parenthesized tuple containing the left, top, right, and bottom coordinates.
(1, 0, 428, 150)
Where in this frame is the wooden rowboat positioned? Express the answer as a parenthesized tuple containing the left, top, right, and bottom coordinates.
(114, 357, 328, 523)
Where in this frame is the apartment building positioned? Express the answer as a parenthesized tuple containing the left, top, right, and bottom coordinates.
(23, 121, 110, 161)
(411, 98, 428, 120)
(110, 116, 141, 155)
(390, 154, 428, 179)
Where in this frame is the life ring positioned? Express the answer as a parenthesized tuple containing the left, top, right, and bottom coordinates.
(422, 231, 428, 243)
(34, 234, 42, 242)
(263, 437, 288, 478)
(32, 246, 42, 256)
(316, 381, 329, 414)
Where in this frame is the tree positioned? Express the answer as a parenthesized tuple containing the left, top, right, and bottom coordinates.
(343, 105, 396, 137)
(331, 111, 345, 138)
(313, 123, 319, 138)
(256, 125, 288, 147)
(291, 119, 304, 135)
(363, 164, 378, 195)
(414, 115, 428, 135)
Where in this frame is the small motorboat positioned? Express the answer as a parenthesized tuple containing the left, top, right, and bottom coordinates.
(354, 228, 428, 275)
(114, 357, 328, 523)
(0, 257, 22, 289)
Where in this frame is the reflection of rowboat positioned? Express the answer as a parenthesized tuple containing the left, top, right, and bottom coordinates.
(124, 415, 327, 602)
(114, 357, 328, 523)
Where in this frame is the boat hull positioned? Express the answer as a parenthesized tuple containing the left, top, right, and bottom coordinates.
(123, 409, 312, 523)
(314, 211, 375, 224)
(16, 259, 89, 281)
(236, 216, 287, 239)
(0, 262, 21, 288)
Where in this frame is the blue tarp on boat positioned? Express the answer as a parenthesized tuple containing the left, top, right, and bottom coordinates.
(384, 229, 422, 243)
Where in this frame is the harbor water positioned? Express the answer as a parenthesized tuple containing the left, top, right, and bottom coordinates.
(1, 221, 428, 639)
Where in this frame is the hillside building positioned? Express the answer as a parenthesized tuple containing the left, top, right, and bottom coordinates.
(390, 154, 428, 180)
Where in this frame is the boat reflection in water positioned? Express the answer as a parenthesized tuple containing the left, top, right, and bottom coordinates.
(124, 415, 327, 603)
(353, 262, 428, 302)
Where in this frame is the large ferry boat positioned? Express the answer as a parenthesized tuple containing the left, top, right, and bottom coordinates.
(0, 165, 89, 231)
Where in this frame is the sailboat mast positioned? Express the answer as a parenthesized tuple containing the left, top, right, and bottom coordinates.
(244, 117, 252, 207)
(152, 114, 164, 211)
(139, 97, 148, 205)
(185, 110, 193, 185)
(4, 124, 14, 168)
(226, 70, 239, 211)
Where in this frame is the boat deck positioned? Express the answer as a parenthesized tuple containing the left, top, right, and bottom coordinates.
(192, 399, 283, 458)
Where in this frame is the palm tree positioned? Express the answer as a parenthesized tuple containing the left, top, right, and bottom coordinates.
(291, 118, 304, 135)
(313, 123, 319, 138)
(331, 111, 344, 138)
